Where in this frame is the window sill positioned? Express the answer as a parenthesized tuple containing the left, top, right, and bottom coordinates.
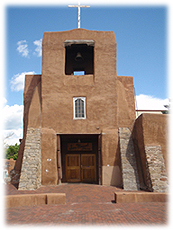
(73, 117, 86, 120)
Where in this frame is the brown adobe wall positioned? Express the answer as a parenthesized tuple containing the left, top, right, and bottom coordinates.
(142, 113, 168, 166)
(117, 76, 136, 129)
(10, 75, 41, 185)
(41, 29, 118, 134)
(132, 113, 168, 189)
(101, 128, 122, 187)
(40, 29, 137, 187)
(41, 29, 121, 186)
(41, 128, 58, 186)
(12, 29, 137, 188)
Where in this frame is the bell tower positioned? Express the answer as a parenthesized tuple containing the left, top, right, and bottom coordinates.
(40, 29, 119, 186)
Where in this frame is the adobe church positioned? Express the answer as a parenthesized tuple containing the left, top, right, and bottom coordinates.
(10, 28, 168, 193)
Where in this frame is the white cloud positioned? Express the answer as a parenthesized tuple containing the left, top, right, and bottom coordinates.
(16, 39, 42, 58)
(3, 128, 23, 146)
(2, 104, 23, 130)
(33, 39, 42, 57)
(2, 97, 7, 105)
(16, 40, 29, 57)
(2, 104, 24, 146)
(10, 71, 35, 92)
(135, 94, 169, 110)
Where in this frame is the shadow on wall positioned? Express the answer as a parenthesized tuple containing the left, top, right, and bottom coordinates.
(125, 134, 140, 190)
(110, 143, 123, 188)
(132, 138, 150, 191)
(132, 120, 152, 191)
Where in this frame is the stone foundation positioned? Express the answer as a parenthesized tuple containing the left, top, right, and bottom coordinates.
(145, 145, 168, 192)
(119, 127, 140, 190)
(18, 128, 41, 190)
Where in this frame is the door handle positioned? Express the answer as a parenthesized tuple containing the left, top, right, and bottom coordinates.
(81, 165, 83, 169)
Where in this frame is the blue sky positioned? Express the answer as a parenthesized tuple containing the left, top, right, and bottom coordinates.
(2, 1, 170, 145)
(6, 5, 167, 104)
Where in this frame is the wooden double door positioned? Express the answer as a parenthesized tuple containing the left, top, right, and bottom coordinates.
(66, 154, 96, 183)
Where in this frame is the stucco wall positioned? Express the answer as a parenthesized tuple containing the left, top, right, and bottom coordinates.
(14, 29, 137, 188)
(41, 29, 119, 186)
(41, 29, 118, 134)
(117, 76, 136, 129)
(101, 129, 122, 187)
(41, 128, 58, 185)
(132, 113, 168, 189)
(142, 114, 168, 165)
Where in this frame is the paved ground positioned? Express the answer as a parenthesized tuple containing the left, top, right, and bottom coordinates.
(5, 183, 168, 226)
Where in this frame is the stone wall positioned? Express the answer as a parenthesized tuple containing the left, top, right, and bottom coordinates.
(119, 127, 140, 190)
(18, 128, 41, 190)
(145, 145, 168, 192)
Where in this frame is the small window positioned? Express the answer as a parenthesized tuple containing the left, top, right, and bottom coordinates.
(73, 97, 86, 119)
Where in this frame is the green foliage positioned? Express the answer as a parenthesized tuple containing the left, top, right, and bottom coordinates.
(5, 143, 19, 160)
(161, 104, 170, 114)
(161, 110, 168, 114)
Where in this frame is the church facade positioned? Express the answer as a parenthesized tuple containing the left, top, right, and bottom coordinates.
(11, 29, 168, 192)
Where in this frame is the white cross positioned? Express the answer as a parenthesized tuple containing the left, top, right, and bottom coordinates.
(68, 2, 90, 28)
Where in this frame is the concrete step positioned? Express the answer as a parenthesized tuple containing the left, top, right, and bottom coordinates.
(6, 193, 66, 208)
(114, 191, 168, 203)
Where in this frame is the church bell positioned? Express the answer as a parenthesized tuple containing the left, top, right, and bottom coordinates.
(75, 52, 83, 61)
